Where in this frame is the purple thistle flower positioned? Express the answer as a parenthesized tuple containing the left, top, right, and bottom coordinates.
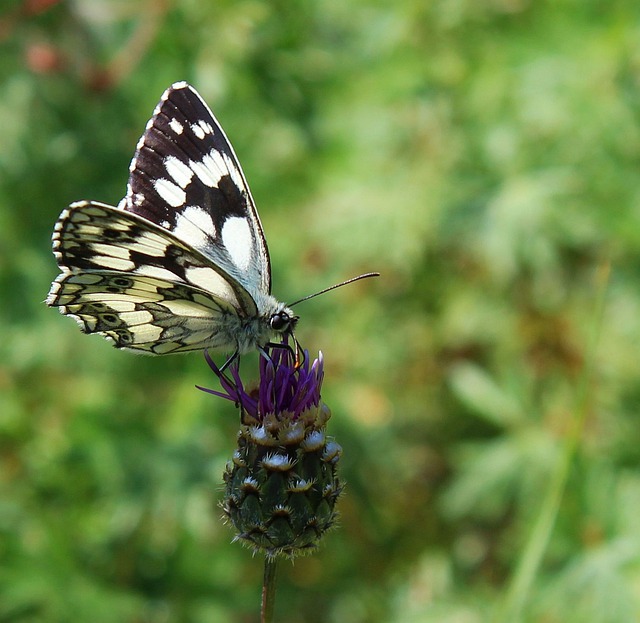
(198, 341, 341, 559)
(199, 345, 325, 422)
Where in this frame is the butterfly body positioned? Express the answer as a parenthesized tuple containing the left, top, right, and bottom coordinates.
(47, 82, 296, 355)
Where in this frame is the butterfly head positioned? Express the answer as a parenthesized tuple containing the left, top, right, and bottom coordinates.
(267, 305, 302, 368)
(269, 307, 299, 336)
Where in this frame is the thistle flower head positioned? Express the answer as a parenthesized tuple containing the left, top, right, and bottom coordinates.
(200, 343, 342, 559)
(201, 344, 326, 424)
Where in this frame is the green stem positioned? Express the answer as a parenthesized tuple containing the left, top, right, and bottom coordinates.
(261, 555, 279, 623)
(492, 260, 610, 623)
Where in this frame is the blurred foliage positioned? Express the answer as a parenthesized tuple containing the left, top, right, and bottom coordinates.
(2, 0, 640, 622)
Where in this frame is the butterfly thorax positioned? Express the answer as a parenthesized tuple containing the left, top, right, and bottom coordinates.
(231, 295, 296, 354)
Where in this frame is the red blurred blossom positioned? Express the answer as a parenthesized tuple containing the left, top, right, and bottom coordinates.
(25, 42, 64, 74)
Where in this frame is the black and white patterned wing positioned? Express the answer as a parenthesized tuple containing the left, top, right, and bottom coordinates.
(47, 201, 259, 354)
(124, 81, 271, 302)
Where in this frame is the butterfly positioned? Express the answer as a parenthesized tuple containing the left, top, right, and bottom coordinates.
(47, 82, 299, 359)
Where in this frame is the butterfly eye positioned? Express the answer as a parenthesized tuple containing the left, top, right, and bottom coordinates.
(269, 312, 291, 332)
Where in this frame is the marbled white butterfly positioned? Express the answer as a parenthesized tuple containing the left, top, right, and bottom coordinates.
(47, 82, 377, 360)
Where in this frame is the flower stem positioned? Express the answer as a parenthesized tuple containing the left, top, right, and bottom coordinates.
(261, 556, 279, 623)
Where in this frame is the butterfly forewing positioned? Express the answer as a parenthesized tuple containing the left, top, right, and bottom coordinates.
(125, 82, 271, 299)
(49, 272, 236, 354)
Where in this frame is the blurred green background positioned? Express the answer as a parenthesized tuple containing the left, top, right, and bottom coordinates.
(2, 1, 640, 622)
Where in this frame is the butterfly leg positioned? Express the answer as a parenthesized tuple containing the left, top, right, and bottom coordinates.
(278, 331, 305, 369)
(262, 335, 306, 369)
(292, 333, 305, 369)
(218, 348, 240, 374)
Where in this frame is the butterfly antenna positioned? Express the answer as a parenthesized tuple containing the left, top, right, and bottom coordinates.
(288, 272, 380, 307)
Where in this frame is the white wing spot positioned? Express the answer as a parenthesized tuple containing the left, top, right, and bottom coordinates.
(162, 299, 212, 318)
(190, 150, 223, 188)
(173, 206, 216, 249)
(129, 233, 170, 257)
(191, 123, 205, 140)
(169, 118, 184, 134)
(222, 151, 245, 190)
(118, 310, 154, 326)
(185, 205, 216, 237)
(91, 255, 136, 271)
(185, 266, 239, 304)
(210, 150, 227, 176)
(104, 301, 136, 312)
(222, 217, 253, 272)
(198, 120, 213, 135)
(164, 155, 193, 189)
(134, 265, 179, 281)
(154, 178, 186, 208)
(128, 323, 163, 343)
(90, 243, 132, 260)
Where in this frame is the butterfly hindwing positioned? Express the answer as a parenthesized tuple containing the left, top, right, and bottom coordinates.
(48, 271, 239, 354)
(125, 81, 271, 301)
